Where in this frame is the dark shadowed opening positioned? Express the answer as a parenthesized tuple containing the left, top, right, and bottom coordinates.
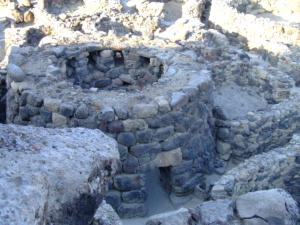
(0, 77, 6, 123)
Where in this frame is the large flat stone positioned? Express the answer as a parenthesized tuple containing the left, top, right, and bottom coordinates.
(0, 124, 119, 225)
(236, 189, 299, 225)
(145, 208, 191, 225)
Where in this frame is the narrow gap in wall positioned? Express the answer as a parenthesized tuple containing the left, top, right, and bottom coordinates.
(145, 168, 174, 216)
(0, 77, 7, 123)
(114, 51, 124, 66)
(201, 0, 212, 24)
(140, 56, 150, 67)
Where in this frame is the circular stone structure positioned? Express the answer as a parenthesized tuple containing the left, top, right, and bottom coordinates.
(5, 43, 216, 218)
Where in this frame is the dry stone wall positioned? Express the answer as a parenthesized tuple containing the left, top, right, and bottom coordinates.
(4, 44, 216, 218)
(212, 134, 300, 204)
(215, 97, 300, 160)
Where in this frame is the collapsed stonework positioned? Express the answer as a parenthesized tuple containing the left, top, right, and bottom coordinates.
(0, 0, 300, 224)
(145, 189, 299, 225)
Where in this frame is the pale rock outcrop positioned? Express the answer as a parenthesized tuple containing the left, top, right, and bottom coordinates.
(0, 124, 119, 225)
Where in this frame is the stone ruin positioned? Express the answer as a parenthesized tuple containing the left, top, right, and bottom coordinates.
(0, 0, 299, 224)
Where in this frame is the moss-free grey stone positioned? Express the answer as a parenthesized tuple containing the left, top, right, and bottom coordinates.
(52, 113, 67, 127)
(118, 203, 147, 218)
(94, 78, 112, 88)
(7, 63, 26, 82)
(136, 129, 153, 143)
(118, 144, 128, 161)
(26, 105, 40, 117)
(153, 126, 174, 142)
(75, 104, 89, 119)
(26, 93, 43, 107)
(122, 119, 147, 131)
(123, 155, 139, 173)
(117, 132, 136, 146)
(98, 106, 115, 122)
(40, 107, 52, 123)
(122, 188, 147, 203)
(114, 105, 129, 120)
(108, 120, 124, 133)
(60, 103, 75, 117)
(107, 66, 127, 79)
(105, 191, 121, 211)
(132, 103, 158, 119)
(113, 174, 145, 191)
(170, 92, 189, 110)
(44, 98, 62, 112)
(130, 142, 161, 157)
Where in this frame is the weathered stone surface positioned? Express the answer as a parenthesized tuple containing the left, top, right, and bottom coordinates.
(105, 191, 121, 211)
(117, 132, 136, 146)
(8, 53, 26, 66)
(52, 112, 67, 127)
(94, 78, 112, 88)
(75, 104, 89, 119)
(153, 148, 182, 167)
(136, 129, 153, 143)
(7, 63, 26, 82)
(60, 103, 75, 117)
(114, 105, 129, 120)
(170, 92, 189, 110)
(100, 50, 114, 58)
(130, 142, 161, 157)
(122, 119, 147, 131)
(0, 124, 119, 225)
(195, 199, 234, 225)
(182, 0, 205, 18)
(146, 208, 191, 225)
(236, 189, 299, 225)
(98, 106, 115, 122)
(132, 103, 158, 119)
(24, 11, 34, 23)
(107, 120, 124, 133)
(92, 200, 123, 225)
(43, 97, 61, 112)
(118, 203, 147, 218)
(161, 133, 190, 151)
(26, 93, 43, 107)
(122, 188, 147, 203)
(154, 96, 171, 113)
(153, 126, 174, 142)
(113, 174, 145, 191)
(122, 154, 139, 173)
